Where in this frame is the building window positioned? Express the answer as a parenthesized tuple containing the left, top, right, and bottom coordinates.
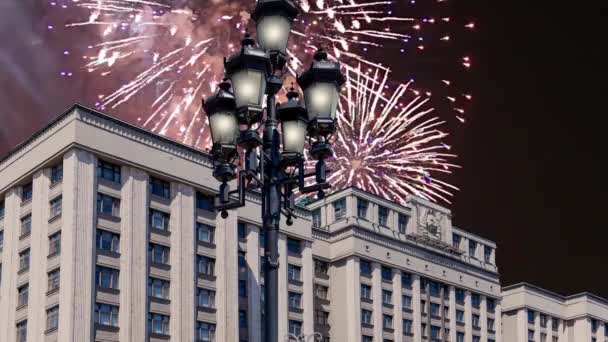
(315, 284, 328, 300)
(528, 329, 535, 342)
(444, 305, 450, 318)
(382, 290, 392, 305)
(49, 232, 61, 256)
(48, 269, 60, 292)
(453, 234, 461, 248)
(430, 303, 440, 317)
(314, 259, 328, 276)
(484, 246, 493, 263)
(429, 280, 441, 296)
(259, 229, 265, 246)
(471, 293, 480, 308)
(0, 198, 5, 218)
(51, 163, 63, 184)
(287, 238, 301, 254)
(381, 266, 392, 281)
(19, 249, 30, 272)
(95, 303, 119, 327)
(472, 314, 480, 328)
(315, 310, 329, 325)
(402, 295, 412, 309)
(361, 310, 373, 325)
(362, 336, 373, 342)
(403, 319, 413, 334)
(378, 205, 389, 226)
(357, 198, 368, 218)
(196, 223, 215, 244)
(237, 222, 247, 240)
(16, 320, 27, 342)
(473, 336, 481, 342)
(149, 177, 170, 198)
(528, 310, 535, 324)
(431, 325, 441, 339)
(289, 292, 302, 309)
(455, 288, 465, 304)
(289, 320, 302, 336)
(150, 209, 170, 231)
(197, 256, 215, 276)
(148, 313, 170, 335)
(97, 194, 120, 217)
(149, 278, 170, 299)
(540, 314, 548, 328)
(197, 288, 216, 308)
(288, 264, 302, 282)
(22, 183, 33, 202)
(469, 240, 477, 257)
(196, 321, 216, 342)
(96, 266, 119, 289)
(456, 310, 465, 323)
(398, 213, 409, 233)
(552, 318, 559, 331)
(333, 199, 346, 220)
(457, 332, 465, 342)
(360, 259, 372, 277)
(149, 244, 170, 265)
(20, 214, 32, 237)
(312, 209, 321, 227)
(96, 229, 120, 253)
(46, 305, 59, 331)
(239, 310, 248, 328)
(0, 230, 3, 251)
(196, 192, 214, 210)
(383, 314, 393, 329)
(487, 298, 496, 313)
(488, 318, 495, 331)
(402, 272, 412, 288)
(238, 251, 247, 273)
(361, 284, 372, 300)
(239, 280, 247, 297)
(50, 196, 62, 218)
(97, 160, 121, 183)
(17, 284, 29, 307)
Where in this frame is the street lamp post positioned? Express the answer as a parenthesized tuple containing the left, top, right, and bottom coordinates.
(203, 1, 345, 341)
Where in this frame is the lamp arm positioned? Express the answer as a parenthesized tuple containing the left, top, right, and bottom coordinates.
(214, 170, 248, 212)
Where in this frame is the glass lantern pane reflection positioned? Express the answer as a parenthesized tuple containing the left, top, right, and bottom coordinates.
(209, 111, 238, 145)
(230, 69, 266, 108)
(304, 82, 338, 121)
(257, 15, 292, 53)
(281, 119, 308, 154)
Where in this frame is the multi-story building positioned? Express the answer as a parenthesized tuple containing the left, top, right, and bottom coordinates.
(502, 283, 608, 342)
(0, 104, 602, 342)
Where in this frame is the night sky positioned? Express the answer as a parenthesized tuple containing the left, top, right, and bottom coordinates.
(1, 1, 606, 298)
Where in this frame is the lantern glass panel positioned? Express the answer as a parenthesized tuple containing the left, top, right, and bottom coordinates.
(257, 15, 292, 53)
(209, 111, 238, 145)
(304, 82, 338, 120)
(230, 69, 266, 108)
(282, 119, 308, 154)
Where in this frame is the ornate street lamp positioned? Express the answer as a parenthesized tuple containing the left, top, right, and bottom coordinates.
(203, 3, 344, 341)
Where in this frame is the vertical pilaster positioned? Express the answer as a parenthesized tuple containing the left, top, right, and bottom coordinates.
(345, 256, 361, 342)
(534, 311, 541, 342)
(27, 169, 51, 340)
(480, 295, 488, 342)
(597, 321, 606, 342)
(119, 167, 149, 341)
(495, 300, 502, 342)
(58, 149, 97, 341)
(464, 290, 472, 342)
(412, 275, 422, 342)
(547, 316, 554, 342)
(516, 309, 528, 342)
(215, 209, 239, 342)
(246, 225, 261, 342)
(572, 318, 590, 342)
(0, 189, 22, 342)
(278, 234, 289, 341)
(371, 262, 383, 341)
(169, 183, 196, 341)
(302, 240, 315, 336)
(393, 270, 403, 339)
(449, 286, 457, 342)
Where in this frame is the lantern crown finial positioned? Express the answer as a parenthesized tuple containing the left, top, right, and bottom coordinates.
(313, 47, 328, 62)
(241, 30, 256, 48)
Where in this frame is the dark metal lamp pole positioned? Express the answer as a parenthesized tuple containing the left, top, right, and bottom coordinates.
(203, 1, 345, 341)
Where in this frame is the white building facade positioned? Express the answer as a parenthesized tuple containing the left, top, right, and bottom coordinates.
(0, 104, 603, 342)
(502, 283, 608, 342)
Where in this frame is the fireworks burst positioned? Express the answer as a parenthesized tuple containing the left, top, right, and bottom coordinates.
(46, 0, 474, 203)
(317, 64, 459, 204)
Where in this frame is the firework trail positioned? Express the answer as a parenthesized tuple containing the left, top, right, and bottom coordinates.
(307, 64, 459, 204)
(46, 0, 473, 203)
